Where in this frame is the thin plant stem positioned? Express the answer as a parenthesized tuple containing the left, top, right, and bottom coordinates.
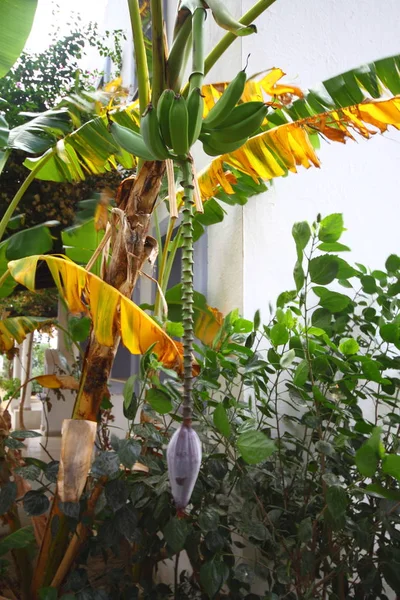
(153, 206, 163, 264)
(150, 0, 166, 105)
(160, 214, 178, 287)
(189, 8, 207, 93)
(154, 214, 176, 319)
(162, 227, 181, 293)
(0, 149, 55, 242)
(174, 552, 180, 599)
(181, 0, 277, 96)
(0, 269, 10, 291)
(127, 0, 150, 117)
(167, 14, 193, 91)
(18, 333, 34, 430)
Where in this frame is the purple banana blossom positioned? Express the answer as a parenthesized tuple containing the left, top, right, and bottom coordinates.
(167, 422, 202, 510)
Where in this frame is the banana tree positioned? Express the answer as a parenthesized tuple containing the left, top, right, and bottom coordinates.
(1, 0, 400, 596)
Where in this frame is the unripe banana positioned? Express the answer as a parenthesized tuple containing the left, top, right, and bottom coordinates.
(209, 103, 268, 143)
(200, 132, 249, 157)
(206, 0, 257, 36)
(202, 69, 246, 130)
(141, 103, 171, 160)
(187, 87, 204, 147)
(110, 122, 157, 161)
(157, 89, 175, 148)
(216, 101, 265, 129)
(169, 94, 189, 157)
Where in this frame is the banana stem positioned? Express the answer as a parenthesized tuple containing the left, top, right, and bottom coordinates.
(162, 227, 181, 294)
(128, 0, 150, 116)
(179, 159, 194, 420)
(167, 13, 193, 91)
(0, 149, 55, 243)
(181, 0, 277, 96)
(150, 0, 166, 106)
(154, 214, 176, 320)
(189, 8, 207, 93)
(153, 205, 163, 261)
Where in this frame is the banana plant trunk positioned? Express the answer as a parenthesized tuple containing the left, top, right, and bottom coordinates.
(32, 160, 166, 594)
(73, 160, 165, 420)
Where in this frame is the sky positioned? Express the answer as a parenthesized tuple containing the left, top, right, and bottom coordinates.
(26, 0, 108, 53)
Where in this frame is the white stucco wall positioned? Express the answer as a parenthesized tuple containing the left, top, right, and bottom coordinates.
(232, 0, 400, 319)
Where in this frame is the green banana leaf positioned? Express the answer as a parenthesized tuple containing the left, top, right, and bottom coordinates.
(267, 53, 400, 129)
(0, 114, 9, 176)
(0, 0, 38, 78)
(166, 284, 224, 346)
(0, 222, 57, 298)
(7, 108, 73, 154)
(62, 218, 105, 276)
(17, 53, 400, 206)
(0, 114, 9, 148)
(188, 170, 267, 243)
(23, 116, 135, 182)
(0, 315, 55, 353)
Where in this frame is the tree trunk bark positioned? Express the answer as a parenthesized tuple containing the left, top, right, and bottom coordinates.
(32, 160, 166, 595)
(73, 160, 166, 421)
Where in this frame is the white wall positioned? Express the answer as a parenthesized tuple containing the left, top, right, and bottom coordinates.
(234, 0, 400, 318)
(174, 0, 400, 318)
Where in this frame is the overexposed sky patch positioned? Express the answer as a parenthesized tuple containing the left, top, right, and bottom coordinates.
(26, 0, 108, 53)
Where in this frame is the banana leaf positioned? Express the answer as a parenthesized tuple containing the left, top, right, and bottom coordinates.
(166, 284, 224, 346)
(16, 55, 400, 223)
(203, 54, 400, 123)
(0, 0, 38, 78)
(197, 95, 400, 201)
(7, 255, 184, 371)
(0, 316, 54, 353)
(23, 116, 136, 182)
(0, 222, 57, 298)
(62, 219, 105, 274)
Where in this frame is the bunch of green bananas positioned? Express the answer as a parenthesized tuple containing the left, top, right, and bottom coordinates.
(199, 69, 268, 157)
(108, 70, 267, 161)
(109, 87, 204, 162)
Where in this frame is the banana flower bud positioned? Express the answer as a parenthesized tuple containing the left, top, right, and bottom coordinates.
(167, 422, 202, 509)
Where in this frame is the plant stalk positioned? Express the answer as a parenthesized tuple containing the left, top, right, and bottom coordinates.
(150, 0, 166, 105)
(128, 0, 150, 116)
(189, 8, 207, 93)
(154, 213, 176, 320)
(162, 227, 181, 293)
(179, 159, 195, 420)
(18, 332, 34, 430)
(181, 0, 277, 96)
(167, 13, 193, 91)
(0, 149, 55, 242)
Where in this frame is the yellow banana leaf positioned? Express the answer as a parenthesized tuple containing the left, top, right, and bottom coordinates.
(0, 316, 54, 354)
(33, 374, 79, 390)
(201, 68, 304, 116)
(166, 284, 224, 347)
(197, 96, 400, 201)
(194, 305, 224, 347)
(7, 255, 184, 372)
